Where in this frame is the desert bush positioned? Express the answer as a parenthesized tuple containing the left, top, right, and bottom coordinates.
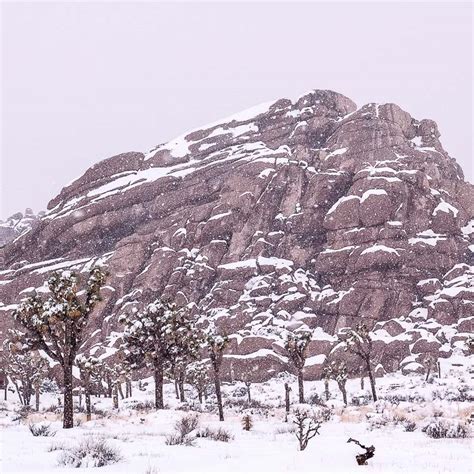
(58, 437, 122, 468)
(44, 404, 62, 414)
(165, 433, 195, 446)
(196, 426, 233, 442)
(165, 413, 199, 446)
(351, 394, 371, 406)
(48, 441, 66, 452)
(224, 398, 270, 409)
(403, 420, 417, 432)
(292, 406, 322, 451)
(127, 400, 155, 412)
(422, 419, 471, 439)
(230, 386, 248, 398)
(392, 413, 408, 425)
(366, 413, 392, 430)
(12, 405, 32, 422)
(29, 422, 56, 437)
(175, 413, 199, 437)
(41, 378, 59, 393)
(307, 392, 325, 406)
(274, 424, 296, 434)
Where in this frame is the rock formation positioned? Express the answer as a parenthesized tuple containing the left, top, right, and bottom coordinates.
(0, 209, 43, 247)
(1, 90, 472, 381)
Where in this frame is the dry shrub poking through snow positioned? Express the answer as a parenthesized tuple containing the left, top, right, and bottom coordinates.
(58, 437, 122, 468)
(422, 419, 471, 439)
(196, 426, 233, 442)
(28, 422, 56, 437)
(165, 413, 200, 446)
(292, 406, 322, 451)
(274, 424, 296, 435)
(47, 441, 66, 452)
(403, 420, 417, 432)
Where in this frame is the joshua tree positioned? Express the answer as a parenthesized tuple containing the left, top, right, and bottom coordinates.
(423, 354, 437, 382)
(3, 338, 48, 410)
(285, 331, 312, 403)
(76, 355, 103, 421)
(323, 361, 348, 406)
(187, 360, 210, 404)
(284, 382, 292, 421)
(12, 268, 107, 428)
(292, 407, 322, 451)
(205, 331, 229, 421)
(340, 323, 377, 401)
(120, 299, 200, 409)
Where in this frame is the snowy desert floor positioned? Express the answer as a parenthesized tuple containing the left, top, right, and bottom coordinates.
(1, 359, 473, 474)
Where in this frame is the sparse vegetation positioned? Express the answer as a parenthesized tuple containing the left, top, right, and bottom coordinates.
(28, 422, 56, 437)
(292, 406, 322, 451)
(422, 419, 471, 439)
(58, 437, 122, 467)
(196, 426, 233, 442)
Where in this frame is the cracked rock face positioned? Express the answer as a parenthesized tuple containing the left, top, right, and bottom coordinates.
(0, 209, 43, 248)
(1, 89, 473, 381)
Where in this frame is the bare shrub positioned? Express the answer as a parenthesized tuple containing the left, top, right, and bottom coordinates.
(58, 437, 122, 467)
(292, 407, 322, 451)
(128, 400, 155, 412)
(196, 426, 233, 442)
(165, 433, 195, 446)
(165, 413, 199, 446)
(175, 413, 199, 438)
(422, 419, 471, 439)
(12, 405, 32, 422)
(403, 420, 417, 432)
(48, 441, 66, 452)
(29, 423, 56, 437)
(274, 424, 296, 435)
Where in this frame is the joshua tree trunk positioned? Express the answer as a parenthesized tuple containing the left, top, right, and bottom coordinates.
(246, 383, 251, 403)
(425, 366, 431, 382)
(366, 358, 377, 401)
(4, 382, 7, 401)
(154, 361, 164, 409)
(213, 367, 224, 421)
(437, 361, 441, 378)
(179, 380, 185, 402)
(35, 382, 40, 411)
(284, 383, 291, 421)
(113, 384, 119, 409)
(118, 383, 124, 400)
(324, 378, 329, 401)
(297, 369, 304, 403)
(174, 378, 179, 399)
(86, 389, 91, 421)
(63, 362, 74, 429)
(198, 389, 203, 404)
(106, 374, 112, 398)
(361, 376, 365, 390)
(338, 382, 348, 406)
(14, 380, 24, 405)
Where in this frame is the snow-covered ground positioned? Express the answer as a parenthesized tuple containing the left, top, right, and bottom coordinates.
(1, 363, 472, 474)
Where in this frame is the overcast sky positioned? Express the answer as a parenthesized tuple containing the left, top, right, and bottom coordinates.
(1, 1, 472, 220)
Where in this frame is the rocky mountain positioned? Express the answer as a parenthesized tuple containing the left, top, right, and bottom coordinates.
(1, 89, 473, 381)
(0, 209, 43, 247)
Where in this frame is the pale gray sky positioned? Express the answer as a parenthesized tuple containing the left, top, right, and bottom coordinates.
(1, 1, 472, 219)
